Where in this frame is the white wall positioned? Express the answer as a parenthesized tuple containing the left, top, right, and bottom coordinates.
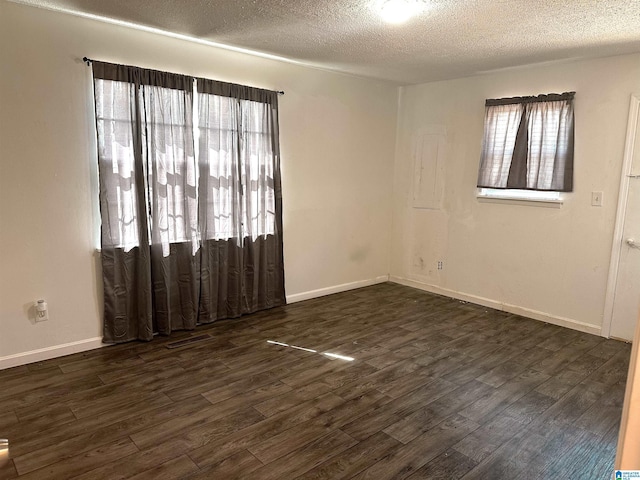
(391, 54, 640, 333)
(0, 2, 398, 364)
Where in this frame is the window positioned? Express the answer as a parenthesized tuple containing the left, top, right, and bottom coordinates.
(93, 66, 279, 254)
(94, 77, 143, 252)
(197, 87, 276, 242)
(91, 62, 286, 342)
(477, 92, 575, 198)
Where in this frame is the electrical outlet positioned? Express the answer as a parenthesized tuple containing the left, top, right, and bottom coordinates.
(34, 300, 49, 322)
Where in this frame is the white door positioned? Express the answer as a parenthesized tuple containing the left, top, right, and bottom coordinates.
(605, 95, 640, 341)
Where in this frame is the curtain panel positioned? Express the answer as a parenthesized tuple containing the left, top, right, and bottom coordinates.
(91, 61, 286, 343)
(477, 92, 575, 192)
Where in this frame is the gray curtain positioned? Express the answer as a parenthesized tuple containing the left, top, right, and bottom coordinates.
(92, 62, 285, 343)
(477, 92, 574, 192)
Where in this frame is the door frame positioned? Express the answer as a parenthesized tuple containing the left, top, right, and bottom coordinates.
(602, 94, 640, 339)
(615, 309, 640, 468)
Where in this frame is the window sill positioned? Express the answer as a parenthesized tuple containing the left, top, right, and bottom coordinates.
(476, 194, 563, 208)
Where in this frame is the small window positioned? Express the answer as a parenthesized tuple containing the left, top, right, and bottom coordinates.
(477, 92, 575, 196)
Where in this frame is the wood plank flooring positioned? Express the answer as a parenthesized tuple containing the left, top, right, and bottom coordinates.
(0, 283, 631, 479)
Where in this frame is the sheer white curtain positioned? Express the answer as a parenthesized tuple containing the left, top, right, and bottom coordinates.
(526, 99, 574, 191)
(477, 103, 523, 189)
(94, 78, 141, 252)
(142, 83, 198, 257)
(197, 92, 277, 241)
(240, 98, 277, 240)
(93, 74, 197, 255)
(197, 92, 242, 241)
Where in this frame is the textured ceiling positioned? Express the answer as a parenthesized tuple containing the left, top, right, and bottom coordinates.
(11, 0, 640, 84)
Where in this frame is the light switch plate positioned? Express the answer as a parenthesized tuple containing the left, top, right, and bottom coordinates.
(591, 191, 603, 206)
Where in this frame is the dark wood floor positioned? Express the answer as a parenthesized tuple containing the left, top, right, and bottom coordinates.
(0, 283, 631, 479)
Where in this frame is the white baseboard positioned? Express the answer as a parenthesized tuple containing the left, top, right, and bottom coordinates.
(390, 275, 602, 336)
(0, 337, 106, 371)
(1, 277, 390, 370)
(287, 275, 390, 304)
(4, 274, 595, 370)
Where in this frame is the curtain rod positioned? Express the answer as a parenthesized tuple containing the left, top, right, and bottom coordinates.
(82, 57, 285, 95)
(485, 92, 574, 106)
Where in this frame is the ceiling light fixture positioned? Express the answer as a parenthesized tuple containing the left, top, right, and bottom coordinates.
(377, 0, 423, 24)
